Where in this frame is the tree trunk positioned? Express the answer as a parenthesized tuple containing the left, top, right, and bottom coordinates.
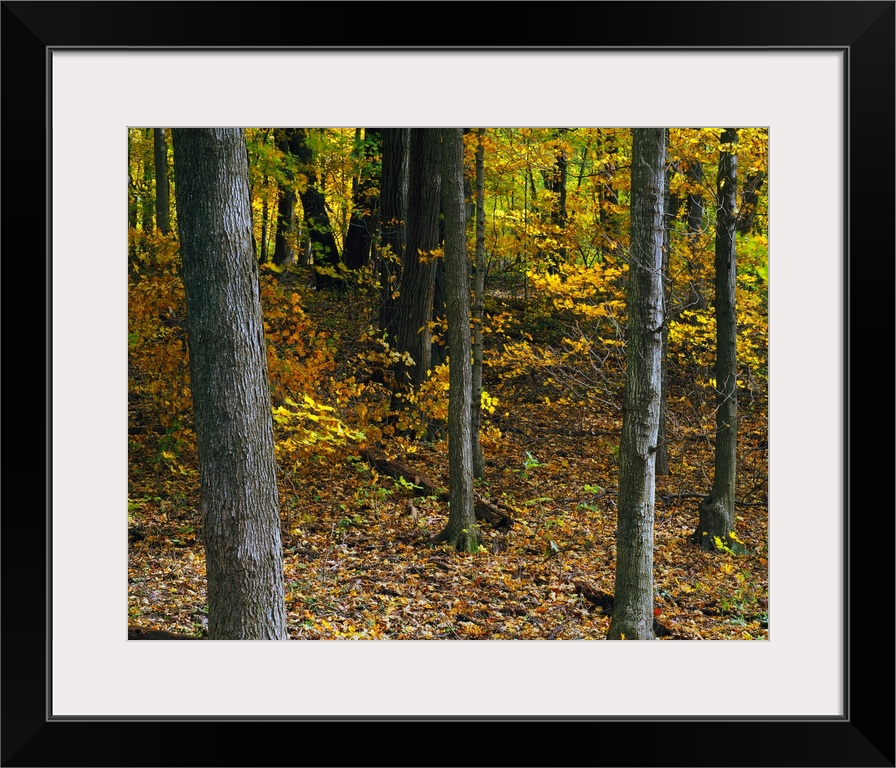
(273, 130, 300, 267)
(393, 128, 441, 390)
(431, 259, 447, 370)
(128, 132, 138, 263)
(737, 171, 767, 235)
(597, 129, 621, 261)
(153, 128, 170, 235)
(291, 128, 343, 290)
(343, 129, 381, 271)
(378, 128, 410, 338)
(606, 128, 665, 641)
(471, 129, 487, 480)
(684, 155, 708, 311)
(694, 129, 743, 553)
(656, 129, 672, 476)
(433, 128, 478, 553)
(259, 172, 270, 265)
(686, 158, 705, 234)
(541, 129, 569, 272)
(172, 127, 288, 640)
(141, 128, 154, 233)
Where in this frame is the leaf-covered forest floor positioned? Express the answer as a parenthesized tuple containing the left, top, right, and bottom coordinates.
(128, 266, 769, 641)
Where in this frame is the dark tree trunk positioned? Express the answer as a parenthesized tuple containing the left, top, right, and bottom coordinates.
(141, 128, 154, 233)
(259, 172, 270, 265)
(607, 128, 665, 641)
(462, 128, 474, 222)
(737, 171, 767, 235)
(172, 128, 288, 641)
(128, 134, 138, 263)
(431, 259, 447, 370)
(684, 155, 708, 311)
(694, 129, 743, 554)
(153, 128, 170, 235)
(343, 129, 381, 272)
(597, 129, 622, 260)
(541, 129, 569, 271)
(433, 128, 478, 553)
(686, 158, 705, 235)
(273, 130, 300, 267)
(393, 128, 441, 390)
(378, 128, 410, 338)
(290, 128, 343, 290)
(471, 129, 487, 480)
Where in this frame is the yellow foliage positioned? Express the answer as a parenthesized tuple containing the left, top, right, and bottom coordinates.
(272, 394, 365, 464)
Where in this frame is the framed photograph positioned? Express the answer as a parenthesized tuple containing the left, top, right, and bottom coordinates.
(7, 1, 892, 765)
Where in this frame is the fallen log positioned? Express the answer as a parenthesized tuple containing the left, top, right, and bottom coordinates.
(361, 447, 445, 499)
(573, 580, 615, 613)
(572, 580, 682, 639)
(360, 447, 512, 529)
(473, 495, 513, 529)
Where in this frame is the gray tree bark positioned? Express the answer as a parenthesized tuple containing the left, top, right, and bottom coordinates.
(695, 128, 743, 553)
(656, 129, 672, 476)
(471, 128, 487, 480)
(607, 128, 665, 641)
(172, 127, 288, 640)
(433, 128, 479, 552)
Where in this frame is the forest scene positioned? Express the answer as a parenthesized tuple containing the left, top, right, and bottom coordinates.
(128, 127, 769, 641)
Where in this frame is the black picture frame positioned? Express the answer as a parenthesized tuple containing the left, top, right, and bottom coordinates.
(4, 2, 893, 766)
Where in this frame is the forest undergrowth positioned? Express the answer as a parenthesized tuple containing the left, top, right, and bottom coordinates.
(128, 250, 769, 641)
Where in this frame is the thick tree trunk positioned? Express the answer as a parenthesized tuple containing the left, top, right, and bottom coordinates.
(343, 129, 381, 271)
(153, 128, 170, 235)
(433, 128, 478, 553)
(471, 129, 487, 480)
(393, 128, 441, 390)
(291, 129, 343, 290)
(607, 128, 665, 641)
(378, 128, 409, 338)
(273, 130, 300, 267)
(695, 129, 742, 553)
(273, 181, 297, 266)
(172, 127, 288, 640)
